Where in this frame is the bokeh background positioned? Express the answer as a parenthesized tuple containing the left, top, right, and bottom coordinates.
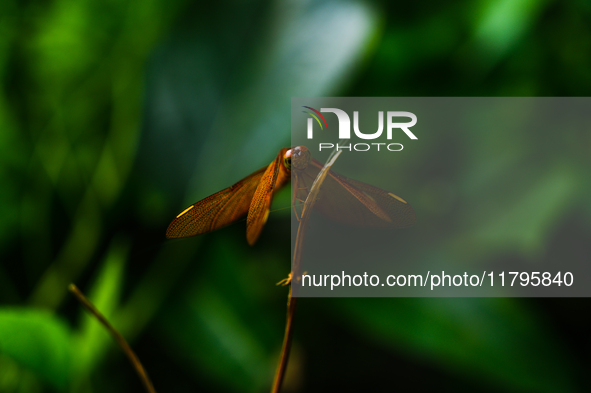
(1, 0, 590, 392)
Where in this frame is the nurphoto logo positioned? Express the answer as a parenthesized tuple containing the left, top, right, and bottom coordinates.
(302, 106, 418, 152)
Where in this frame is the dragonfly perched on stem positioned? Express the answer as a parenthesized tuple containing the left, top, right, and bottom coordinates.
(166, 146, 415, 245)
(167, 145, 416, 393)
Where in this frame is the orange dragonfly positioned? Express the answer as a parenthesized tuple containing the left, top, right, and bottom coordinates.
(166, 146, 415, 245)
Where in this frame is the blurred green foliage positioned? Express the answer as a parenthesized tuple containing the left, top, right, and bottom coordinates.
(1, 0, 591, 392)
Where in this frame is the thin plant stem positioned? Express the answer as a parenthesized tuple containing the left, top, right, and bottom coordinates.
(270, 287, 297, 393)
(69, 284, 157, 393)
(271, 144, 345, 393)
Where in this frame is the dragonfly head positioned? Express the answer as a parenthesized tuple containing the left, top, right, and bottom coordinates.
(284, 146, 311, 171)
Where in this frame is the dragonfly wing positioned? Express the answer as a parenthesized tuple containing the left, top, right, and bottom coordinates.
(166, 166, 267, 238)
(246, 151, 284, 245)
(296, 159, 416, 228)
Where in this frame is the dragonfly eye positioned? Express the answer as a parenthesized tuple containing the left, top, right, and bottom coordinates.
(290, 146, 311, 171)
(283, 155, 292, 170)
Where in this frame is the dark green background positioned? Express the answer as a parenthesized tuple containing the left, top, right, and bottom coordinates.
(1, 0, 590, 392)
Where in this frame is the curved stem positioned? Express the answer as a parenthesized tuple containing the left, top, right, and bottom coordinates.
(271, 144, 345, 393)
(270, 287, 297, 393)
(69, 284, 157, 393)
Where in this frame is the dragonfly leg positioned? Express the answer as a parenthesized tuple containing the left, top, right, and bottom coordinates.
(276, 273, 292, 286)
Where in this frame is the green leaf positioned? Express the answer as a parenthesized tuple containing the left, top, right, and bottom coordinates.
(0, 308, 72, 391)
(471, 0, 548, 67)
(72, 238, 127, 381)
(169, 285, 272, 392)
(160, 235, 286, 392)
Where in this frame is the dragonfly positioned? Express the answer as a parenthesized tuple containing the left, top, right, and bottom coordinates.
(166, 146, 415, 245)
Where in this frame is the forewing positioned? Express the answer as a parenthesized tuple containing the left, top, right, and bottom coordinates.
(296, 159, 416, 227)
(246, 152, 283, 245)
(166, 167, 267, 238)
